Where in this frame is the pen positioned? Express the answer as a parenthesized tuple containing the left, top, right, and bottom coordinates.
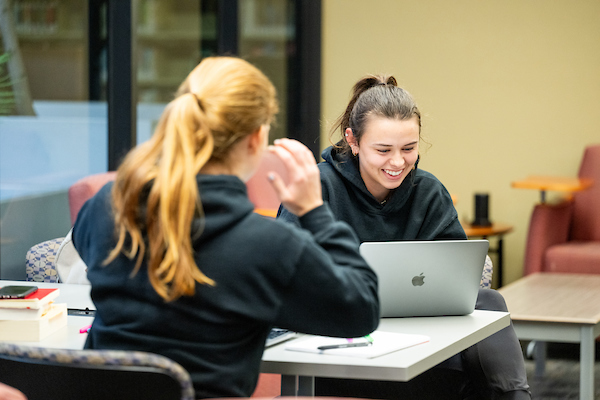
(79, 324, 92, 334)
(318, 342, 372, 351)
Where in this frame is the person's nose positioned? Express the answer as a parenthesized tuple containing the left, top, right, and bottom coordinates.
(390, 152, 405, 169)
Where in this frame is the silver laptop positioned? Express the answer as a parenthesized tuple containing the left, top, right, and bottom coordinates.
(359, 240, 489, 318)
(265, 328, 297, 347)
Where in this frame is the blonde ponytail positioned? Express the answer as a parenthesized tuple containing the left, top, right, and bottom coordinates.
(105, 57, 277, 301)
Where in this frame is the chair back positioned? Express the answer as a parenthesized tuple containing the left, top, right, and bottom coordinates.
(0, 343, 195, 400)
(571, 144, 600, 241)
(25, 238, 63, 282)
(70, 157, 288, 222)
(68, 172, 117, 224)
(523, 202, 573, 275)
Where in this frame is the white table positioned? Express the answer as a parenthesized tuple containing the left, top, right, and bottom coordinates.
(1, 314, 92, 349)
(1, 280, 510, 397)
(0, 280, 94, 313)
(261, 310, 510, 396)
(0, 280, 94, 349)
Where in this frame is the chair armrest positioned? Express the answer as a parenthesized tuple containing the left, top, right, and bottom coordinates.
(523, 201, 573, 275)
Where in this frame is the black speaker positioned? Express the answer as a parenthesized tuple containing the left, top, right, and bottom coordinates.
(472, 193, 492, 227)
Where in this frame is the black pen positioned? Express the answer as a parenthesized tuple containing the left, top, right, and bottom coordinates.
(318, 342, 372, 351)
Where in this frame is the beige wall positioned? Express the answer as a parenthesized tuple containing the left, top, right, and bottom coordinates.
(321, 0, 600, 285)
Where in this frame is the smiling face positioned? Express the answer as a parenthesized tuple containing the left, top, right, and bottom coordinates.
(347, 116, 420, 202)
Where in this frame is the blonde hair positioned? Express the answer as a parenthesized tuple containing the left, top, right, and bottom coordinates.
(105, 57, 278, 301)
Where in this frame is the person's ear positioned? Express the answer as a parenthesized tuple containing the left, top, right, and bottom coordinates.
(346, 128, 358, 144)
(248, 125, 269, 153)
(345, 128, 359, 155)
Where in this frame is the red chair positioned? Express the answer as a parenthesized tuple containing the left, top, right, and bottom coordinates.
(246, 152, 289, 396)
(68, 152, 287, 224)
(250, 373, 281, 398)
(523, 144, 600, 275)
(68, 172, 117, 225)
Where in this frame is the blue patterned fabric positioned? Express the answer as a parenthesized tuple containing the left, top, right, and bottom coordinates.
(25, 238, 63, 282)
(480, 255, 493, 289)
(0, 343, 195, 400)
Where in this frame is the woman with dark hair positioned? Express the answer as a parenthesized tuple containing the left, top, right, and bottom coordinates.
(278, 74, 531, 399)
(72, 57, 379, 399)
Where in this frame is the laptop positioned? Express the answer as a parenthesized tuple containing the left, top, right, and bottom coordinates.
(265, 328, 297, 347)
(359, 240, 489, 318)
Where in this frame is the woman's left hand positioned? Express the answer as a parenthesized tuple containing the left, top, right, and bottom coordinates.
(267, 138, 323, 217)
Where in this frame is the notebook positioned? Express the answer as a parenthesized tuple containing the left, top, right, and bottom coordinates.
(285, 330, 429, 359)
(359, 240, 489, 318)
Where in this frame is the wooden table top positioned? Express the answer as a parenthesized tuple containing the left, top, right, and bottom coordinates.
(461, 222, 513, 238)
(498, 273, 600, 325)
(511, 176, 593, 193)
(254, 208, 278, 218)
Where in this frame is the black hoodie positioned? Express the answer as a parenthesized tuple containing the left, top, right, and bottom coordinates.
(278, 146, 466, 242)
(73, 174, 379, 399)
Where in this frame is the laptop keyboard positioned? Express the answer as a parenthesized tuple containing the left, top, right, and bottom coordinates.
(266, 328, 296, 347)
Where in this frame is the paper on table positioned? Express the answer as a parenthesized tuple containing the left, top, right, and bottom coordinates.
(285, 330, 430, 359)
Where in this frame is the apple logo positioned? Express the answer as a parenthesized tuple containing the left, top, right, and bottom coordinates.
(412, 273, 425, 287)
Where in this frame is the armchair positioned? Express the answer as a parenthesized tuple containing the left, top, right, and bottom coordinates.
(68, 171, 117, 224)
(69, 158, 283, 221)
(24, 238, 63, 282)
(523, 144, 600, 275)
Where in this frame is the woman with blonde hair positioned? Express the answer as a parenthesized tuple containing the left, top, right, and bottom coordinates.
(72, 57, 379, 399)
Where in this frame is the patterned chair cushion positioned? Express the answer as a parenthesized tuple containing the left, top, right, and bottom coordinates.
(480, 255, 493, 289)
(25, 238, 63, 283)
(0, 343, 195, 400)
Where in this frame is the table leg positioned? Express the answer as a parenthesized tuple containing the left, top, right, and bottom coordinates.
(280, 375, 315, 396)
(533, 341, 547, 378)
(497, 237, 504, 288)
(298, 376, 315, 396)
(580, 326, 595, 400)
(281, 375, 297, 396)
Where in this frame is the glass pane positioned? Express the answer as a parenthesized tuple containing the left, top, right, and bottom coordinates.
(239, 0, 293, 143)
(0, 0, 108, 280)
(134, 0, 294, 145)
(134, 0, 215, 143)
(136, 0, 203, 103)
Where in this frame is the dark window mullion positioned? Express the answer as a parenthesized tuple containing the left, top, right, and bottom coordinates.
(217, 0, 238, 55)
(288, 0, 321, 159)
(88, 0, 106, 101)
(107, 0, 136, 171)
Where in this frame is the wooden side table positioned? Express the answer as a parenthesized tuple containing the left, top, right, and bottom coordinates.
(461, 222, 513, 288)
(511, 175, 592, 203)
(255, 208, 278, 218)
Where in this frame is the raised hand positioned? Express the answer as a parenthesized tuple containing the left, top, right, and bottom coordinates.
(267, 139, 323, 217)
(0, 383, 27, 400)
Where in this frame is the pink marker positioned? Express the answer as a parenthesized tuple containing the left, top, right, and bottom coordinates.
(79, 324, 92, 334)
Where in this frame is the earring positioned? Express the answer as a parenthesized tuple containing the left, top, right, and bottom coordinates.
(345, 133, 348, 137)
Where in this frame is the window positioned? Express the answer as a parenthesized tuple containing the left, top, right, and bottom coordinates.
(0, 0, 320, 280)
